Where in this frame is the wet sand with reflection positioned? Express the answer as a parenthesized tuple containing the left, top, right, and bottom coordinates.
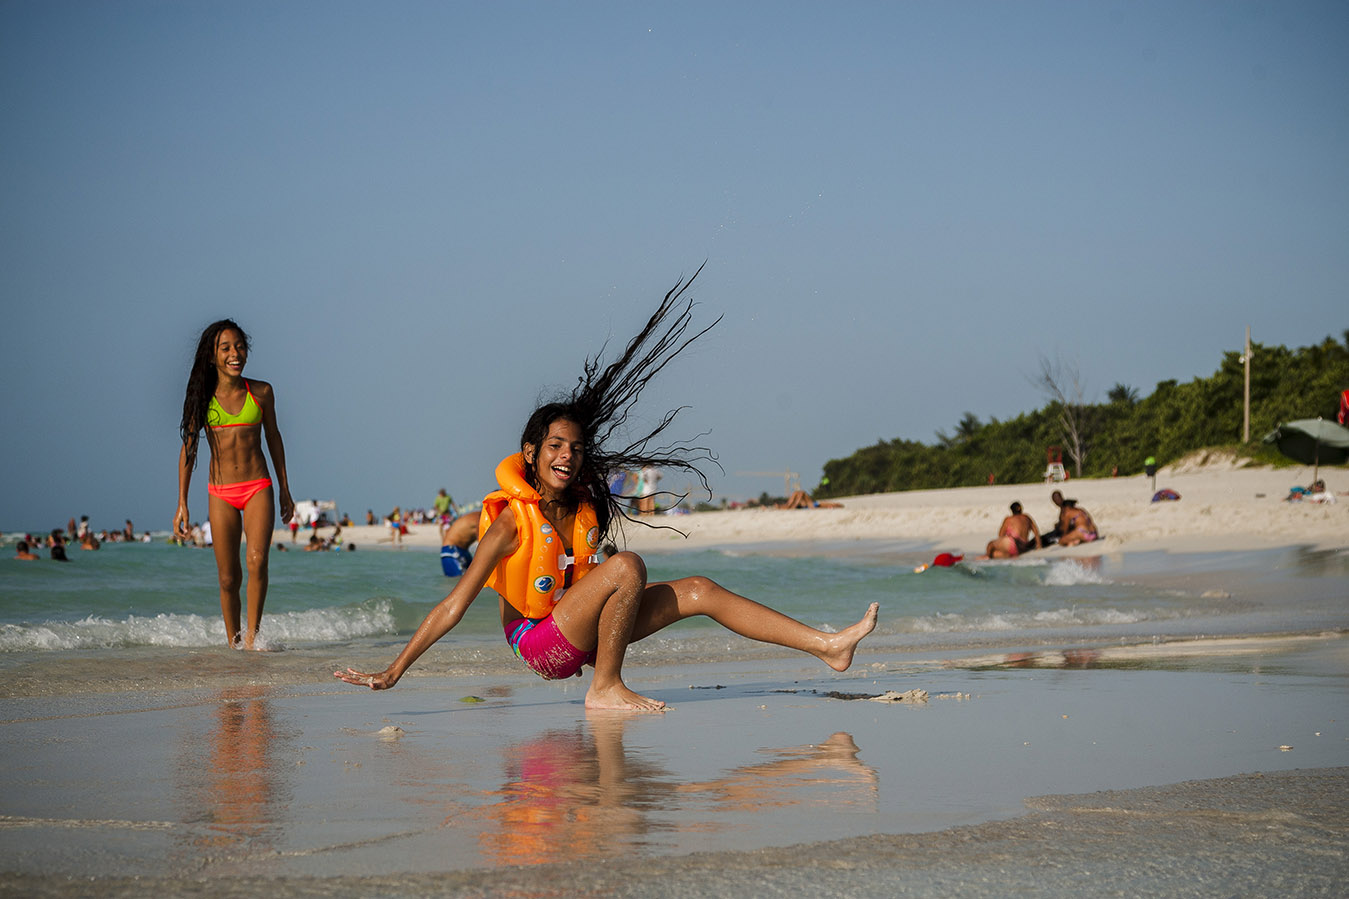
(2, 627, 1346, 897)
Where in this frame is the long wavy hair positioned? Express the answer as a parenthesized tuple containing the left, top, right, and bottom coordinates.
(179, 319, 249, 472)
(520, 266, 721, 542)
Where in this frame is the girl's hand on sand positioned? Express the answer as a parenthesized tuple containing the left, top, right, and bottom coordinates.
(335, 667, 397, 690)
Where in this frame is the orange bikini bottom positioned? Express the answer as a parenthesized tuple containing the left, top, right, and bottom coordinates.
(208, 477, 272, 511)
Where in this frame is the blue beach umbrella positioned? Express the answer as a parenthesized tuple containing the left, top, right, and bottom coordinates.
(1262, 417, 1349, 482)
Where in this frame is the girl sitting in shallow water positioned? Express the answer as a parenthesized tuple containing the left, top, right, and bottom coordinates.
(337, 273, 878, 710)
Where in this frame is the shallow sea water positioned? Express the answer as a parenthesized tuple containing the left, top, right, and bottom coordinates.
(3, 539, 1345, 663)
(1, 539, 1346, 890)
(2, 646, 1346, 882)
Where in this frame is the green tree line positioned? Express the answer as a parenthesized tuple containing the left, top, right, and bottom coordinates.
(816, 332, 1349, 498)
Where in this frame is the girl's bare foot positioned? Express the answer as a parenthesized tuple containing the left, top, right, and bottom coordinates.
(585, 682, 667, 712)
(241, 632, 281, 652)
(820, 602, 879, 671)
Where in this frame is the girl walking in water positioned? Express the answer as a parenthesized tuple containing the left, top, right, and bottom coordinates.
(176, 319, 295, 650)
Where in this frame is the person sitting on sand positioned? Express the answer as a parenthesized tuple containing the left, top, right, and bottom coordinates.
(1039, 490, 1068, 546)
(779, 489, 843, 510)
(14, 540, 39, 560)
(336, 271, 878, 711)
(985, 502, 1041, 558)
(1056, 499, 1099, 546)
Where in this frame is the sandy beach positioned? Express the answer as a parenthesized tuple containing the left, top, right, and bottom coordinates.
(307, 462, 1347, 555)
(4, 462, 1346, 896)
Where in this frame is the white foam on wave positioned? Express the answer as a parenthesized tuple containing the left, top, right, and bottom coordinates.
(907, 606, 1148, 634)
(1042, 560, 1108, 586)
(0, 599, 398, 652)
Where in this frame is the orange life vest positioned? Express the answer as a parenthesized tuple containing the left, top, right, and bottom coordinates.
(478, 453, 601, 619)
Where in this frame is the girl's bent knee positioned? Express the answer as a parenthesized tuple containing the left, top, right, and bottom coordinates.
(682, 575, 718, 601)
(607, 551, 647, 583)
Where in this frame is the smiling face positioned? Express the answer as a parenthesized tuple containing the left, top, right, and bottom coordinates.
(213, 328, 248, 380)
(525, 418, 584, 499)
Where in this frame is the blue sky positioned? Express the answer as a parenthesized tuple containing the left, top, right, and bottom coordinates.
(2, 1, 1346, 532)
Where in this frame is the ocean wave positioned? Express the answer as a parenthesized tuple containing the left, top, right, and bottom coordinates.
(0, 599, 400, 652)
(906, 606, 1149, 634)
(1041, 560, 1108, 586)
(965, 558, 1110, 588)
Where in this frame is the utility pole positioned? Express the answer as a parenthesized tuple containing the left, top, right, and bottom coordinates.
(1242, 326, 1252, 443)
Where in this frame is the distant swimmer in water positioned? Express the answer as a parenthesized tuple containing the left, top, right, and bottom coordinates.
(985, 501, 1042, 559)
(336, 270, 879, 710)
(48, 530, 70, 561)
(175, 319, 295, 650)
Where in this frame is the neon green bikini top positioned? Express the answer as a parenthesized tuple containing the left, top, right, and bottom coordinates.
(208, 381, 262, 429)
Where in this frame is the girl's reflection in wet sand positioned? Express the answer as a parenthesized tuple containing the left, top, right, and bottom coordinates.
(175, 685, 291, 862)
(469, 712, 876, 866)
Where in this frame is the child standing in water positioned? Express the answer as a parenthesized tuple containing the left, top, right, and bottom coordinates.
(337, 272, 877, 709)
(175, 319, 295, 650)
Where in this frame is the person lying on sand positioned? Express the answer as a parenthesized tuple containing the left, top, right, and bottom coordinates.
(1286, 479, 1334, 503)
(779, 489, 843, 510)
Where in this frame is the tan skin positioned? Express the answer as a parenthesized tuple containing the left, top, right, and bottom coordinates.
(439, 514, 478, 550)
(175, 328, 294, 650)
(337, 417, 880, 711)
(985, 508, 1042, 559)
(1057, 504, 1098, 546)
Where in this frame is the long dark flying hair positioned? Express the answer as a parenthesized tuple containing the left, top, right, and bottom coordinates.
(179, 319, 249, 472)
(521, 266, 721, 542)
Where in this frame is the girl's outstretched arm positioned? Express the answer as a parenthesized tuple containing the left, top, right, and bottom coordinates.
(335, 509, 519, 690)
